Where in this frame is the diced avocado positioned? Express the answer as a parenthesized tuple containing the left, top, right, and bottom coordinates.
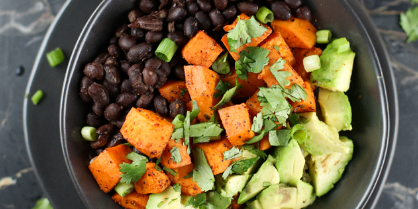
(114, 182, 134, 197)
(309, 136, 354, 197)
(238, 155, 280, 204)
(318, 88, 352, 131)
(295, 180, 315, 208)
(256, 184, 297, 209)
(273, 139, 305, 186)
(311, 37, 356, 92)
(241, 150, 264, 175)
(146, 186, 181, 209)
(215, 174, 251, 197)
(245, 199, 263, 209)
(298, 112, 349, 155)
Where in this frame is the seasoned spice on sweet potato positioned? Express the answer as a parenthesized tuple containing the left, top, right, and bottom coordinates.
(218, 104, 255, 146)
(161, 138, 192, 169)
(184, 65, 220, 122)
(230, 194, 243, 209)
(271, 17, 317, 49)
(289, 81, 316, 113)
(88, 144, 132, 193)
(182, 30, 224, 68)
(166, 163, 203, 197)
(246, 90, 263, 118)
(158, 80, 191, 103)
(112, 191, 149, 209)
(134, 162, 171, 194)
(259, 31, 296, 66)
(121, 108, 174, 159)
(220, 68, 266, 99)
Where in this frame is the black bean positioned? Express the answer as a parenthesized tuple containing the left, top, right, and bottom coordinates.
(271, 1, 291, 20)
(115, 24, 130, 37)
(167, 31, 189, 47)
(154, 95, 169, 116)
(151, 9, 168, 19)
(175, 23, 184, 30)
(128, 9, 143, 22)
(214, 0, 227, 10)
(159, 61, 171, 76)
(106, 132, 125, 148)
(86, 113, 105, 128)
(145, 31, 164, 43)
(169, 52, 182, 67)
(121, 79, 133, 93)
(102, 80, 120, 95)
(154, 69, 168, 88)
(145, 57, 162, 70)
(93, 53, 110, 64)
(128, 63, 144, 76)
(80, 76, 94, 103)
(140, 0, 158, 14)
(183, 17, 199, 38)
(187, 2, 199, 15)
(142, 67, 158, 86)
(104, 103, 122, 121)
(284, 0, 302, 9)
(120, 60, 131, 74)
(118, 35, 137, 51)
(167, 6, 188, 22)
(295, 6, 311, 21)
(84, 62, 104, 80)
(116, 93, 138, 108)
(111, 117, 125, 129)
(222, 5, 237, 20)
(174, 65, 185, 80)
(130, 28, 145, 40)
(88, 83, 109, 107)
(127, 43, 153, 63)
(209, 9, 225, 31)
(194, 11, 211, 31)
(169, 99, 187, 118)
(92, 102, 105, 116)
(136, 92, 154, 108)
(159, 0, 170, 10)
(129, 15, 163, 31)
(104, 56, 119, 67)
(168, 21, 176, 33)
(108, 44, 123, 58)
(128, 64, 149, 95)
(237, 2, 258, 15)
(197, 0, 212, 12)
(91, 124, 114, 149)
(104, 65, 121, 86)
(109, 37, 118, 45)
(173, 0, 186, 6)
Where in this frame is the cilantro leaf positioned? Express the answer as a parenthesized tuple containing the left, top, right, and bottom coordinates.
(186, 193, 207, 208)
(231, 157, 260, 174)
(190, 122, 224, 137)
(193, 136, 211, 143)
(180, 88, 188, 96)
(251, 112, 264, 133)
(183, 171, 193, 179)
(214, 80, 232, 98)
(289, 113, 302, 126)
(239, 47, 270, 74)
(172, 114, 185, 129)
(270, 59, 290, 87)
(212, 52, 231, 74)
(245, 118, 278, 144)
(119, 159, 147, 184)
(170, 147, 182, 164)
(190, 100, 201, 121)
(171, 128, 184, 140)
(227, 16, 267, 52)
(33, 198, 53, 209)
(242, 145, 267, 159)
(214, 80, 242, 108)
(282, 84, 308, 102)
(274, 45, 280, 52)
(235, 59, 248, 80)
(223, 147, 242, 160)
(222, 162, 236, 180)
(163, 166, 177, 176)
(245, 16, 268, 38)
(400, 7, 418, 42)
(184, 111, 191, 154)
(193, 148, 215, 192)
(173, 183, 181, 192)
(269, 129, 291, 146)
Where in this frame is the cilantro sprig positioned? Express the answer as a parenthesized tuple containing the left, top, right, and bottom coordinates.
(192, 148, 215, 192)
(400, 6, 418, 42)
(227, 16, 267, 52)
(170, 147, 182, 164)
(235, 47, 270, 80)
(223, 147, 242, 160)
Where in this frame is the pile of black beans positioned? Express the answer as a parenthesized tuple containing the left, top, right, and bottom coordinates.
(79, 0, 311, 154)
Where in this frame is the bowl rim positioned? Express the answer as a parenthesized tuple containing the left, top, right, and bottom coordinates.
(59, 0, 399, 208)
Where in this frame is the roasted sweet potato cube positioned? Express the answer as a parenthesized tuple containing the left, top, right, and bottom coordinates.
(88, 145, 132, 193)
(166, 163, 203, 197)
(194, 137, 241, 175)
(170, 163, 194, 179)
(271, 18, 317, 49)
(112, 191, 149, 209)
(259, 31, 295, 66)
(246, 90, 263, 118)
(182, 30, 223, 68)
(134, 163, 171, 194)
(223, 13, 251, 32)
(259, 135, 272, 151)
(289, 81, 316, 112)
(121, 108, 174, 158)
(292, 47, 323, 89)
(184, 65, 220, 122)
(230, 194, 243, 209)
(161, 138, 192, 169)
(220, 68, 266, 99)
(158, 80, 191, 103)
(218, 104, 255, 146)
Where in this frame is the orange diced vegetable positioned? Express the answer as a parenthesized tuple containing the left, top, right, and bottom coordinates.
(158, 80, 191, 103)
(170, 163, 194, 179)
(167, 163, 203, 197)
(194, 137, 241, 175)
(88, 145, 132, 193)
(292, 47, 323, 88)
(112, 191, 149, 209)
(223, 13, 251, 32)
(230, 194, 243, 209)
(289, 81, 316, 112)
(161, 138, 192, 169)
(246, 90, 262, 118)
(259, 135, 271, 151)
(271, 18, 317, 49)
(121, 108, 174, 158)
(134, 163, 171, 194)
(184, 65, 220, 122)
(218, 104, 255, 146)
(182, 31, 224, 68)
(259, 31, 295, 66)
(219, 68, 266, 99)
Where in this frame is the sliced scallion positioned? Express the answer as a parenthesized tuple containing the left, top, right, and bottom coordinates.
(303, 55, 321, 72)
(155, 38, 178, 62)
(46, 48, 65, 67)
(31, 90, 44, 105)
(81, 126, 98, 141)
(256, 6, 274, 24)
(316, 30, 332, 44)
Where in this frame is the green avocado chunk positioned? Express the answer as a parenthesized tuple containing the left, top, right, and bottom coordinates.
(245, 199, 263, 209)
(295, 180, 316, 208)
(256, 184, 297, 209)
(238, 155, 280, 204)
(311, 38, 356, 92)
(318, 88, 352, 131)
(298, 112, 349, 155)
(309, 136, 354, 197)
(146, 186, 181, 209)
(215, 174, 251, 197)
(273, 139, 305, 186)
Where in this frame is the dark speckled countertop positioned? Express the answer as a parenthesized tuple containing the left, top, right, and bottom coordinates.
(0, 0, 416, 208)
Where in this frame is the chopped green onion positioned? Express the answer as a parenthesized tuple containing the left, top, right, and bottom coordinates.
(31, 90, 44, 105)
(303, 55, 321, 72)
(316, 30, 332, 44)
(212, 52, 230, 74)
(114, 182, 134, 197)
(155, 38, 178, 62)
(256, 6, 274, 24)
(163, 166, 178, 176)
(46, 48, 65, 67)
(81, 126, 98, 141)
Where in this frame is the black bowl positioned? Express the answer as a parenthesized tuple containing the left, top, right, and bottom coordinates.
(60, 0, 398, 208)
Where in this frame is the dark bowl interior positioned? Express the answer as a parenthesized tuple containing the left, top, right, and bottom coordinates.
(61, 0, 393, 208)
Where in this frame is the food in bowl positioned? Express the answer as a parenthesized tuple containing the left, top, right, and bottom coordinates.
(78, 0, 356, 208)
